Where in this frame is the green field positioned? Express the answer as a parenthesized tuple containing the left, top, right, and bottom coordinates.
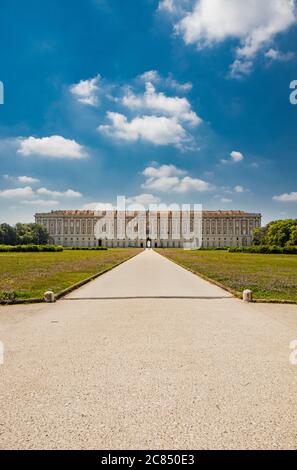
(156, 249, 297, 303)
(0, 249, 141, 301)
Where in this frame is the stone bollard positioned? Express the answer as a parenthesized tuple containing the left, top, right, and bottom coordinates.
(243, 289, 253, 302)
(44, 291, 55, 303)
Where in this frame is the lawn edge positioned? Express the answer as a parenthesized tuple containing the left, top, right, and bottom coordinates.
(155, 249, 297, 305)
(56, 251, 142, 300)
(0, 250, 143, 306)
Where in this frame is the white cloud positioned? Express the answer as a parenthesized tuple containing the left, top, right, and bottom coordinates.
(99, 112, 187, 146)
(122, 82, 201, 125)
(158, 0, 176, 13)
(143, 164, 186, 178)
(166, 76, 193, 93)
(3, 175, 40, 184)
(273, 192, 297, 202)
(126, 193, 161, 205)
(142, 164, 212, 193)
(0, 186, 35, 199)
(221, 150, 244, 164)
(163, 0, 296, 76)
(139, 70, 192, 92)
(234, 185, 247, 193)
(81, 202, 114, 211)
(18, 176, 40, 184)
(143, 175, 180, 192)
(125, 193, 162, 209)
(70, 75, 101, 106)
(21, 199, 60, 207)
(221, 197, 233, 203)
(139, 70, 160, 82)
(231, 151, 244, 162)
(158, 0, 188, 15)
(18, 136, 88, 159)
(92, 71, 199, 149)
(265, 48, 295, 61)
(176, 176, 212, 193)
(36, 188, 82, 198)
(229, 60, 253, 79)
(0, 185, 82, 205)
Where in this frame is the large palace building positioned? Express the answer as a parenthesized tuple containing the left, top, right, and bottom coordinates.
(35, 210, 262, 249)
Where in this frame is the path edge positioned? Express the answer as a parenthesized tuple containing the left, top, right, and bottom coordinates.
(154, 249, 297, 305)
(0, 250, 143, 306)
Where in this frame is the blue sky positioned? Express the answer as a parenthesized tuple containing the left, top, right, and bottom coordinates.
(0, 0, 297, 224)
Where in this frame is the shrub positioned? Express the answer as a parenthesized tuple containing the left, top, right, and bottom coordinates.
(268, 245, 283, 254)
(283, 246, 297, 255)
(228, 245, 297, 255)
(0, 245, 63, 253)
(0, 291, 16, 304)
(199, 247, 229, 251)
(71, 246, 108, 251)
(40, 245, 63, 252)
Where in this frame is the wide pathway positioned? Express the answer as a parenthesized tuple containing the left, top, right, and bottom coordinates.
(0, 249, 296, 449)
(65, 248, 232, 299)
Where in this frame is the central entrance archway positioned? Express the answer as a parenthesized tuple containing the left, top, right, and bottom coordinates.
(146, 238, 152, 248)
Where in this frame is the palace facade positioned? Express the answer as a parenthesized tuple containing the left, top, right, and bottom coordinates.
(35, 210, 262, 248)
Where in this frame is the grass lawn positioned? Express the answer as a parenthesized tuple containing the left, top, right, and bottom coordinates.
(156, 249, 297, 303)
(0, 249, 142, 301)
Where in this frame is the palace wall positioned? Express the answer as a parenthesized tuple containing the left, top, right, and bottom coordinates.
(35, 210, 262, 248)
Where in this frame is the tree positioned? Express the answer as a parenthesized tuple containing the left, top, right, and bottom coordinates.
(30, 224, 49, 244)
(0, 223, 17, 245)
(253, 219, 297, 247)
(15, 223, 49, 245)
(287, 225, 297, 246)
(15, 223, 34, 244)
(253, 227, 267, 245)
(265, 220, 297, 247)
(0, 223, 49, 245)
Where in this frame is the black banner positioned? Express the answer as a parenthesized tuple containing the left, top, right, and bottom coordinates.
(0, 450, 296, 467)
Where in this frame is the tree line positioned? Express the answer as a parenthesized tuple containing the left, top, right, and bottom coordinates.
(253, 219, 297, 247)
(0, 223, 49, 245)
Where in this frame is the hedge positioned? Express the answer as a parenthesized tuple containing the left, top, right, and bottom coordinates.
(0, 244, 63, 252)
(228, 245, 297, 254)
(0, 291, 16, 304)
(70, 246, 108, 251)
